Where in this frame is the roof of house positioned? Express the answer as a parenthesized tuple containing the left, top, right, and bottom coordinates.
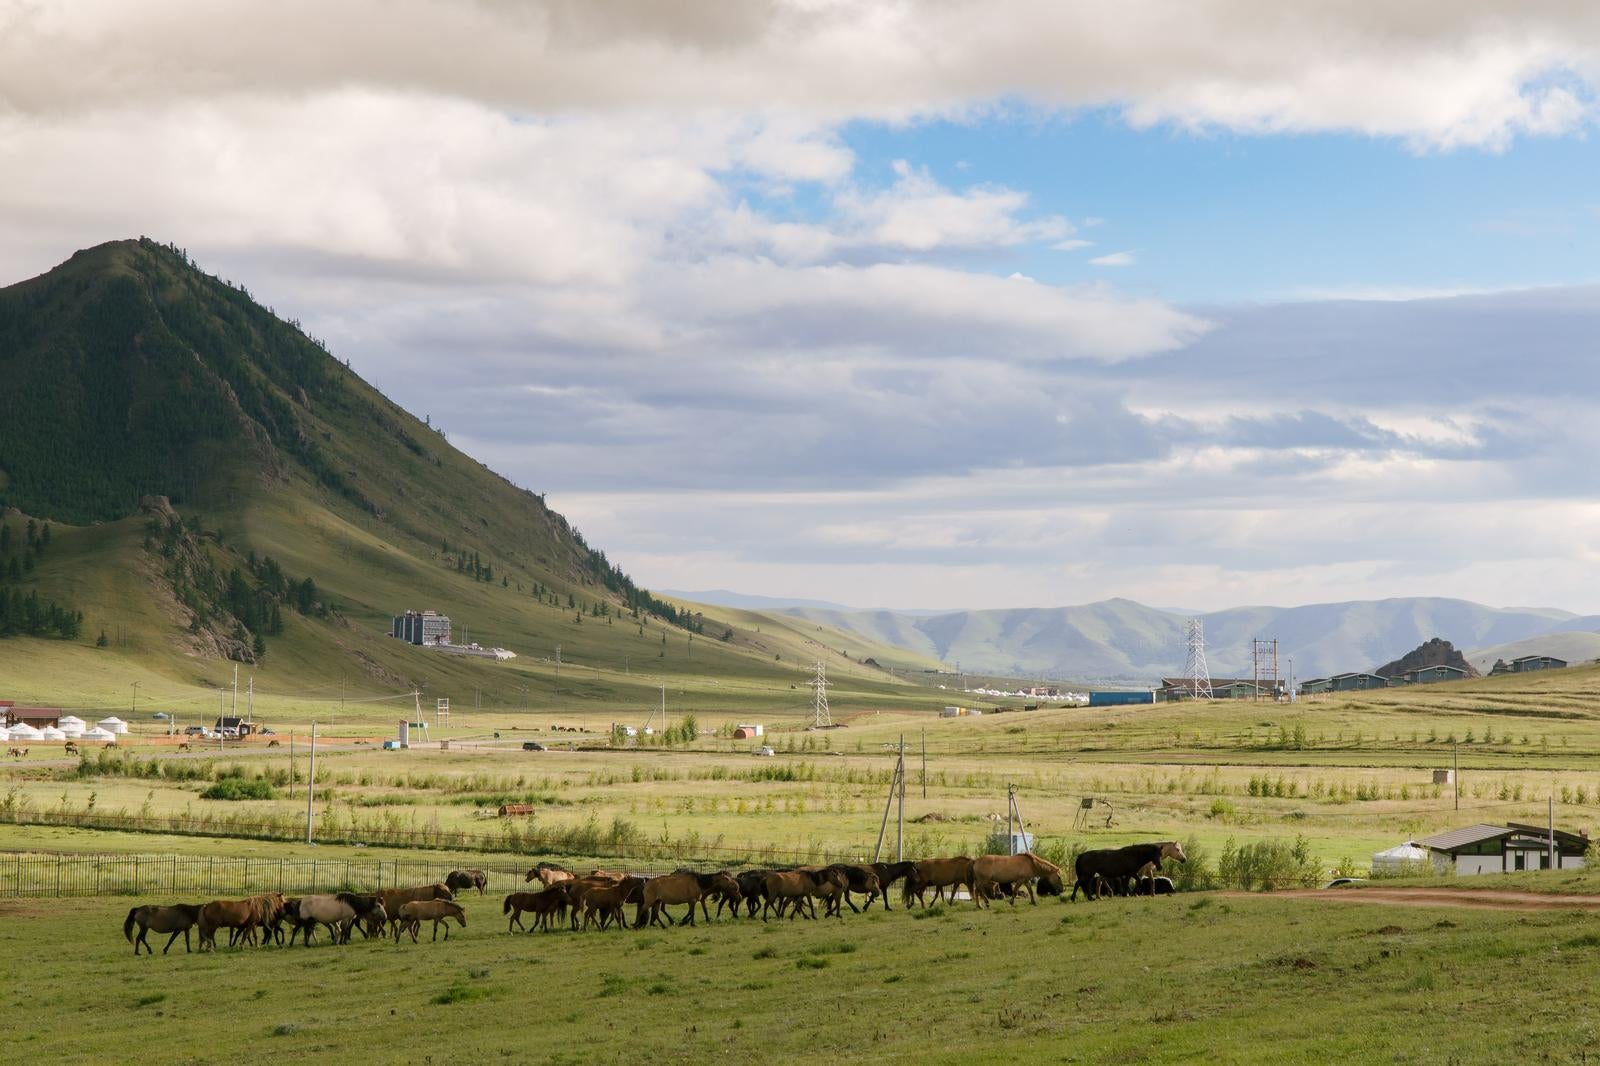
(1415, 822, 1588, 853)
(1413, 824, 1513, 852)
(1512, 654, 1566, 664)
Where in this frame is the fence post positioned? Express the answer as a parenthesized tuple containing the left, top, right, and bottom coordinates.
(55, 855, 61, 897)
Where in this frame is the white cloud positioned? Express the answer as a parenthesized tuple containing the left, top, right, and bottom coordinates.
(1090, 251, 1136, 267)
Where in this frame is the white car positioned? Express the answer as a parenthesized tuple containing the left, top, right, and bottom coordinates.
(752, 745, 776, 757)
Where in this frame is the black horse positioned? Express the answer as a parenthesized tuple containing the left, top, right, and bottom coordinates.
(867, 861, 918, 910)
(1072, 842, 1186, 900)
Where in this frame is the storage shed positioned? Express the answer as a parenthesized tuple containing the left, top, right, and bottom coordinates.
(733, 724, 764, 740)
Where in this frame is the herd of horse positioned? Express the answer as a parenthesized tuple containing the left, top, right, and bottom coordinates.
(120, 843, 1186, 955)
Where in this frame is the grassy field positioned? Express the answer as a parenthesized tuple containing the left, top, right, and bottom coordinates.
(14, 887, 1600, 1064)
(10, 665, 1600, 874)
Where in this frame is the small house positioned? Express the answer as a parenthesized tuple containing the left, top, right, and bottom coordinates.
(1410, 822, 1588, 875)
(213, 716, 257, 737)
(4, 707, 61, 729)
(1511, 654, 1568, 673)
(1298, 677, 1332, 695)
(734, 723, 764, 739)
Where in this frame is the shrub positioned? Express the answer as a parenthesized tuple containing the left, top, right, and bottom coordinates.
(200, 778, 276, 801)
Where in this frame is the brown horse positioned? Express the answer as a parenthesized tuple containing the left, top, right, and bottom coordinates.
(970, 852, 1065, 907)
(198, 892, 285, 950)
(867, 861, 917, 911)
(575, 880, 635, 931)
(763, 869, 847, 920)
(124, 903, 202, 955)
(446, 869, 489, 896)
(823, 864, 883, 914)
(374, 883, 454, 932)
(503, 890, 567, 933)
(395, 899, 467, 942)
(903, 856, 974, 907)
(526, 862, 574, 886)
(644, 872, 741, 927)
(63, 741, 79, 756)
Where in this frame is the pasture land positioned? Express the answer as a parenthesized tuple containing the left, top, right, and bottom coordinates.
(10, 666, 1600, 875)
(14, 889, 1600, 1064)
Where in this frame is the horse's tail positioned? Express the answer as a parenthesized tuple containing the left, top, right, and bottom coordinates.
(503, 894, 513, 915)
(901, 873, 918, 907)
(123, 907, 138, 942)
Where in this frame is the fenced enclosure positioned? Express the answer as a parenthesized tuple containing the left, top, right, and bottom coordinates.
(0, 852, 536, 899)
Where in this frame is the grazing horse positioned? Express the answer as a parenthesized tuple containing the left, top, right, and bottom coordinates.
(63, 741, 79, 756)
(446, 869, 489, 896)
(970, 852, 1065, 908)
(395, 900, 467, 942)
(503, 890, 567, 933)
(198, 893, 285, 951)
(903, 857, 975, 907)
(823, 864, 883, 914)
(124, 903, 202, 955)
(266, 739, 281, 748)
(1071, 842, 1187, 901)
(762, 870, 823, 921)
(374, 883, 454, 933)
(526, 861, 574, 886)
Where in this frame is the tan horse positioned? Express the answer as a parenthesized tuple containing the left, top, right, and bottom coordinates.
(526, 862, 574, 886)
(903, 856, 975, 907)
(395, 899, 467, 942)
(374, 883, 454, 933)
(762, 869, 845, 920)
(503, 890, 566, 933)
(124, 903, 202, 955)
(971, 852, 1065, 907)
(198, 892, 284, 950)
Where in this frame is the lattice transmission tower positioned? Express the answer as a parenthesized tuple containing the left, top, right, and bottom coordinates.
(811, 661, 831, 728)
(1252, 638, 1280, 702)
(1184, 618, 1213, 700)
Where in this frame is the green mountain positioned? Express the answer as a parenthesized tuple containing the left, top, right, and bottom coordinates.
(0, 239, 942, 712)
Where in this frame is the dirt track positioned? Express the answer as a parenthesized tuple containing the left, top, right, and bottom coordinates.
(1229, 887, 1600, 911)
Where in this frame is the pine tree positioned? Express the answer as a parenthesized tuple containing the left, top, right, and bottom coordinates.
(96, 630, 109, 648)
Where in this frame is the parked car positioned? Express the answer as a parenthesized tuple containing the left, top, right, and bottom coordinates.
(522, 741, 547, 752)
(1323, 877, 1365, 889)
(182, 725, 210, 737)
(258, 727, 276, 736)
(752, 745, 776, 757)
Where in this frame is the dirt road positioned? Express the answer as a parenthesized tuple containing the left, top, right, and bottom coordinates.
(1228, 887, 1600, 911)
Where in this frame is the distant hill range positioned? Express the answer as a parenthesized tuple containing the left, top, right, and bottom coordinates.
(677, 592, 1600, 682)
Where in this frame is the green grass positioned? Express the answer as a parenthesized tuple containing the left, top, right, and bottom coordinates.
(20, 890, 1600, 1063)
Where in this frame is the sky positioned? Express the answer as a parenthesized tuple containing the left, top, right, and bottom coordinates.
(4, 1, 1600, 612)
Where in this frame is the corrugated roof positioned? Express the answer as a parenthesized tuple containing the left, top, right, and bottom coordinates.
(1413, 824, 1512, 852)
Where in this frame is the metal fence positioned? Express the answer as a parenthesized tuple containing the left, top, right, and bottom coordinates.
(0, 852, 540, 899)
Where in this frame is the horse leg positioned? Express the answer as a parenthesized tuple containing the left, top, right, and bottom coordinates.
(845, 890, 861, 914)
(163, 928, 186, 954)
(682, 902, 696, 927)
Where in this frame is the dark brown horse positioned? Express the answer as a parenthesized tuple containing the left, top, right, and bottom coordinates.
(395, 899, 467, 942)
(503, 889, 567, 932)
(1072, 842, 1186, 901)
(124, 903, 202, 955)
(903, 857, 974, 907)
(446, 869, 489, 896)
(867, 861, 917, 910)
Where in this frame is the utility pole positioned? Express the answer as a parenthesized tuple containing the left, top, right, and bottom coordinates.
(1453, 739, 1459, 811)
(305, 721, 317, 844)
(897, 734, 905, 862)
(231, 664, 238, 720)
(246, 676, 253, 727)
(131, 681, 140, 719)
(873, 738, 908, 863)
(338, 675, 345, 733)
(288, 732, 294, 798)
(921, 727, 927, 799)
(555, 644, 561, 696)
(217, 690, 224, 751)
(1549, 795, 1556, 870)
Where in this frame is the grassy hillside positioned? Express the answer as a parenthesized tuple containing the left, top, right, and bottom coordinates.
(0, 239, 944, 715)
(1467, 631, 1600, 673)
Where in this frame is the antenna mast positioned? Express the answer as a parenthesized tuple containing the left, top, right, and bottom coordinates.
(1184, 618, 1213, 700)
